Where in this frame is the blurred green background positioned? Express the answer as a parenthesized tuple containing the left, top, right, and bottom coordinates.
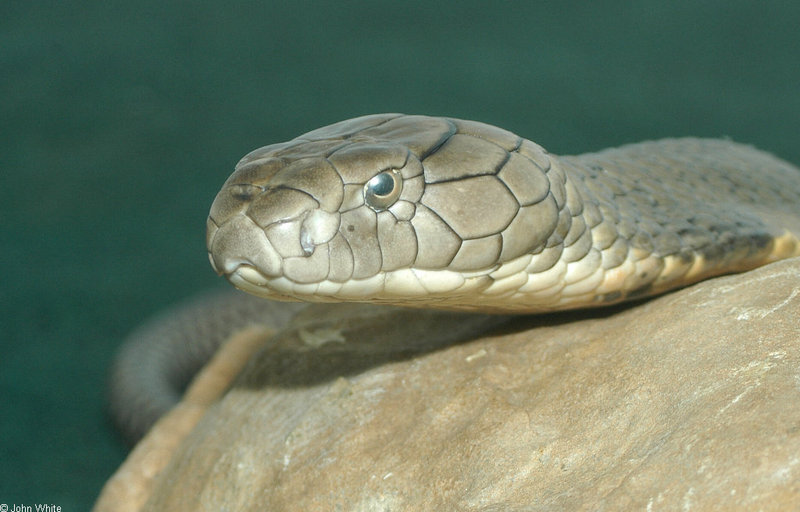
(2, 0, 798, 508)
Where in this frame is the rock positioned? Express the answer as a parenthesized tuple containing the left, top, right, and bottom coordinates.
(97, 258, 800, 510)
(94, 326, 277, 512)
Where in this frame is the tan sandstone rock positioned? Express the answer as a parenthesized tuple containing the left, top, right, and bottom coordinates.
(100, 258, 800, 511)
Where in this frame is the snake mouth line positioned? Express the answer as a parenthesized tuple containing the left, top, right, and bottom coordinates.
(225, 262, 358, 303)
(230, 263, 272, 287)
(225, 264, 303, 302)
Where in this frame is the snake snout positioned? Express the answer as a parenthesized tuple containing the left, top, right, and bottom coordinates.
(206, 175, 346, 297)
(207, 213, 282, 280)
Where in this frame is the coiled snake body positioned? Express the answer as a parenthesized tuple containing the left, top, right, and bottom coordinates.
(112, 114, 800, 442)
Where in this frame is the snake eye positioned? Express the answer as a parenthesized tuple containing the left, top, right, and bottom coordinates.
(364, 170, 403, 211)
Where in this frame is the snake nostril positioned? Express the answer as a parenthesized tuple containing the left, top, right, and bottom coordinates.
(300, 228, 315, 256)
(298, 209, 340, 257)
(229, 183, 261, 201)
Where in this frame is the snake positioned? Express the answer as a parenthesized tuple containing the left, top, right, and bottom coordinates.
(110, 114, 800, 443)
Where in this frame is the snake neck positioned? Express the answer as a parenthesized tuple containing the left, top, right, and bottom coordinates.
(485, 142, 800, 313)
(533, 155, 668, 308)
(479, 155, 632, 312)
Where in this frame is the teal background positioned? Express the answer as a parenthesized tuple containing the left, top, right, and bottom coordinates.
(2, 1, 798, 508)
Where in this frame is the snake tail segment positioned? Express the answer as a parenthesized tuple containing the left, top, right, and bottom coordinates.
(109, 291, 303, 443)
(206, 114, 800, 313)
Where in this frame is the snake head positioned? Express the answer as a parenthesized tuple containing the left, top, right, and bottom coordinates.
(207, 114, 561, 308)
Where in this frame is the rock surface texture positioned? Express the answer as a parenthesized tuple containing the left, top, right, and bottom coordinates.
(97, 258, 800, 511)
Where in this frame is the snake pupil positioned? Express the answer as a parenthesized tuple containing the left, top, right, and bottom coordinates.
(371, 173, 394, 196)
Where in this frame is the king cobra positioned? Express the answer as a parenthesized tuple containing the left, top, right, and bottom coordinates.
(110, 114, 800, 443)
